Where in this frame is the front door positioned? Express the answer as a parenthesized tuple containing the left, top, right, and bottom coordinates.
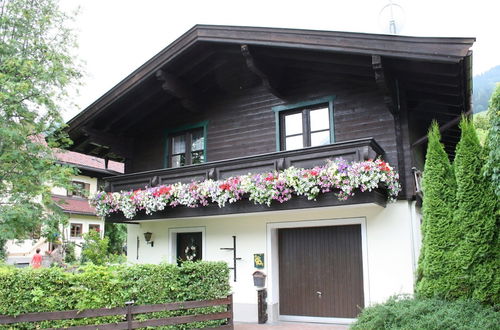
(176, 232, 202, 263)
(278, 225, 364, 319)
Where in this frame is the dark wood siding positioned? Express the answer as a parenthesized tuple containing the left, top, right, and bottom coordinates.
(206, 86, 280, 161)
(279, 225, 364, 318)
(129, 82, 398, 179)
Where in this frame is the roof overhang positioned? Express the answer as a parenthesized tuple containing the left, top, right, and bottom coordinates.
(67, 25, 475, 134)
(66, 25, 475, 161)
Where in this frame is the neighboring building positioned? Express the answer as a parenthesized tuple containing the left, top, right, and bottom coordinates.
(65, 26, 474, 324)
(6, 150, 123, 265)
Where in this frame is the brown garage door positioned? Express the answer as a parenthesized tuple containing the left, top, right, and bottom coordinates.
(279, 225, 364, 318)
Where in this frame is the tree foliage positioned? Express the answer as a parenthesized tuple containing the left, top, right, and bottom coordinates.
(80, 229, 109, 266)
(416, 122, 458, 299)
(104, 222, 127, 255)
(484, 83, 500, 196)
(453, 118, 499, 304)
(0, 0, 81, 247)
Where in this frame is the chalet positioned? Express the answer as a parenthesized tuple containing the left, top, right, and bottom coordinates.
(65, 25, 474, 324)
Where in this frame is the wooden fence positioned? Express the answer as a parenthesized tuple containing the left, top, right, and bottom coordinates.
(0, 295, 233, 329)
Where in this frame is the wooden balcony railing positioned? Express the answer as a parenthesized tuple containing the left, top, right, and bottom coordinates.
(103, 138, 387, 221)
(104, 138, 385, 193)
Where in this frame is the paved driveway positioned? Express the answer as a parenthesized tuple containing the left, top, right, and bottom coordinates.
(235, 322, 349, 329)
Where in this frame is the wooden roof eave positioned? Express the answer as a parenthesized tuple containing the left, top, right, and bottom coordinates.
(66, 25, 475, 138)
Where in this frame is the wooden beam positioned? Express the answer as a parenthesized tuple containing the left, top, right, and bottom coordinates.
(253, 47, 372, 68)
(241, 44, 283, 99)
(103, 87, 166, 132)
(388, 59, 460, 77)
(81, 127, 133, 159)
(400, 81, 461, 97)
(411, 109, 472, 148)
(406, 91, 463, 107)
(280, 60, 373, 78)
(372, 55, 397, 115)
(155, 69, 198, 113)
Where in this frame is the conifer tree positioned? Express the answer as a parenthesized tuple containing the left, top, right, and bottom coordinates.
(416, 122, 458, 298)
(453, 118, 499, 304)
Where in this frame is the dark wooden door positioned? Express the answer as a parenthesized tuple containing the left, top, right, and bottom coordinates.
(177, 232, 202, 263)
(279, 225, 364, 318)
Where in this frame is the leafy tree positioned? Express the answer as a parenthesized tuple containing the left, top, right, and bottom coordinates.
(416, 122, 458, 299)
(80, 229, 109, 266)
(104, 223, 127, 255)
(453, 118, 499, 304)
(473, 111, 490, 145)
(0, 0, 81, 254)
(484, 84, 500, 196)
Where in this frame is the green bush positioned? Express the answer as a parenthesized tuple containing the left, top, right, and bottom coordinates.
(63, 241, 76, 264)
(0, 261, 230, 329)
(80, 229, 109, 265)
(351, 296, 500, 330)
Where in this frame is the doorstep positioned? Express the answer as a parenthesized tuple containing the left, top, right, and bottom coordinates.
(234, 322, 349, 329)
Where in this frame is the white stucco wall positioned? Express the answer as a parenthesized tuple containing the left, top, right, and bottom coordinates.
(51, 175, 98, 196)
(64, 214, 104, 256)
(126, 200, 419, 323)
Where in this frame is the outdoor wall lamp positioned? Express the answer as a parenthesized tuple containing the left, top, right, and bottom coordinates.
(144, 232, 154, 247)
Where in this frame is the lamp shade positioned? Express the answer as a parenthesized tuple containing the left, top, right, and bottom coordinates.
(144, 232, 153, 242)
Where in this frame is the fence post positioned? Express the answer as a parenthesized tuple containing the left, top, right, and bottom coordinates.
(125, 301, 134, 330)
(227, 294, 233, 327)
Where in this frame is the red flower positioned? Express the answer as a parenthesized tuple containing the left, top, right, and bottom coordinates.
(377, 161, 391, 172)
(265, 175, 275, 182)
(153, 186, 171, 197)
(309, 170, 319, 176)
(219, 183, 231, 191)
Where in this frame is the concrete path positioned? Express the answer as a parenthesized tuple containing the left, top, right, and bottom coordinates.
(235, 322, 349, 329)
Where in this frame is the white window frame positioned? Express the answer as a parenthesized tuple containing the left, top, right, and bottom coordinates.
(168, 227, 206, 264)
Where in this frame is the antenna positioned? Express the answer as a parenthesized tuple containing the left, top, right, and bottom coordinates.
(378, 0, 405, 34)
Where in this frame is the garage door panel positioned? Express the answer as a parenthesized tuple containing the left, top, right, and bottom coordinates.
(278, 225, 364, 318)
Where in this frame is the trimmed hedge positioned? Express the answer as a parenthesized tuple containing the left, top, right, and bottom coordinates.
(351, 296, 500, 330)
(0, 261, 230, 329)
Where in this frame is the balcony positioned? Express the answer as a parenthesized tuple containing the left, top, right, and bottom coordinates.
(104, 138, 388, 222)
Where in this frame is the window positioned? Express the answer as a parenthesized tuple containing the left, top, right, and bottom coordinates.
(89, 224, 101, 233)
(170, 128, 205, 167)
(165, 121, 208, 168)
(70, 223, 83, 238)
(273, 97, 335, 151)
(68, 181, 90, 198)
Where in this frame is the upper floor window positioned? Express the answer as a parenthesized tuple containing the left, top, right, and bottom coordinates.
(165, 121, 208, 168)
(70, 223, 83, 238)
(170, 128, 204, 168)
(67, 181, 90, 198)
(274, 97, 335, 151)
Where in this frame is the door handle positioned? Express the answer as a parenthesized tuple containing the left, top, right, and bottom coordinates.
(316, 291, 322, 298)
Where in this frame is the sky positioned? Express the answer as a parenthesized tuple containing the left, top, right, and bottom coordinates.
(60, 0, 500, 121)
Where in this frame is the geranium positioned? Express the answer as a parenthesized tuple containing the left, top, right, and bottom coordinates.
(89, 158, 401, 219)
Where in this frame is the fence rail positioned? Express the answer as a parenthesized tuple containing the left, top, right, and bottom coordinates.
(0, 295, 233, 329)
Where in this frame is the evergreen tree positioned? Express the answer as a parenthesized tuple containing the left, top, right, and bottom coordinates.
(484, 84, 500, 196)
(453, 118, 499, 304)
(416, 122, 458, 298)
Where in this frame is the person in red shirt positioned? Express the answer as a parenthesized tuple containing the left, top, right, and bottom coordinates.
(30, 248, 42, 269)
